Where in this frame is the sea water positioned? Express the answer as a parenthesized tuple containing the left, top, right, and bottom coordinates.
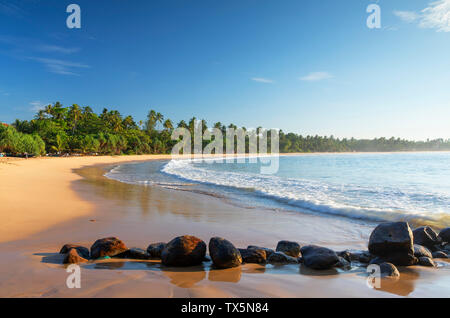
(105, 152, 450, 227)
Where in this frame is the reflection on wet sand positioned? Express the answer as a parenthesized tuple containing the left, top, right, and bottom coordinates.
(161, 266, 207, 288)
(74, 164, 235, 223)
(299, 264, 340, 276)
(208, 267, 242, 283)
(376, 267, 419, 297)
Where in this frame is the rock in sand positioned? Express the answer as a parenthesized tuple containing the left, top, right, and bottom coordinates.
(209, 237, 242, 269)
(267, 251, 298, 264)
(300, 245, 339, 270)
(238, 248, 266, 264)
(147, 242, 166, 258)
(161, 235, 206, 267)
(368, 222, 416, 266)
(63, 249, 88, 264)
(275, 241, 301, 258)
(59, 244, 90, 259)
(90, 237, 128, 259)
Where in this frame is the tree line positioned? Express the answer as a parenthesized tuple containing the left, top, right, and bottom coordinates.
(1, 102, 449, 156)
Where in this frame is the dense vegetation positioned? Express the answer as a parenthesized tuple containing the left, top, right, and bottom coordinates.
(1, 102, 450, 156)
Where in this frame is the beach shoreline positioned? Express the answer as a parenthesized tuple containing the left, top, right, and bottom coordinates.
(0, 154, 449, 297)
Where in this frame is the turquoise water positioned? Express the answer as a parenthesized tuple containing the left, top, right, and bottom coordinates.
(106, 153, 450, 227)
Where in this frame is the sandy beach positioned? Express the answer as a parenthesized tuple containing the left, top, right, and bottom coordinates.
(0, 155, 449, 297)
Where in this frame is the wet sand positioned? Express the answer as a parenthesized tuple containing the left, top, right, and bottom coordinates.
(0, 156, 449, 297)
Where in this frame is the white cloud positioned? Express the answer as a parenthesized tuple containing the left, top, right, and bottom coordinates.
(29, 101, 47, 112)
(251, 77, 274, 84)
(420, 0, 450, 32)
(394, 0, 450, 32)
(299, 72, 333, 82)
(393, 11, 419, 23)
(30, 57, 90, 76)
(37, 45, 80, 54)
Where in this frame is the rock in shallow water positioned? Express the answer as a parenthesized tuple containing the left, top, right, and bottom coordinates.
(63, 249, 88, 264)
(300, 245, 339, 270)
(379, 262, 400, 278)
(238, 248, 266, 264)
(275, 241, 301, 258)
(432, 251, 448, 259)
(247, 246, 275, 258)
(147, 242, 166, 258)
(59, 244, 90, 259)
(209, 237, 242, 269)
(90, 237, 128, 259)
(335, 256, 351, 270)
(414, 244, 433, 259)
(418, 257, 437, 267)
(368, 222, 416, 266)
(114, 248, 151, 260)
(413, 226, 441, 249)
(439, 228, 450, 243)
(161, 235, 206, 267)
(267, 251, 298, 264)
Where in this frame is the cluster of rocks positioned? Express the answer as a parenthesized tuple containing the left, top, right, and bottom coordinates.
(59, 223, 449, 279)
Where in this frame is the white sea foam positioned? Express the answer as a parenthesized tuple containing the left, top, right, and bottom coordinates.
(161, 159, 450, 226)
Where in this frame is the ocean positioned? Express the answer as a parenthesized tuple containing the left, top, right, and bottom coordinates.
(105, 152, 450, 228)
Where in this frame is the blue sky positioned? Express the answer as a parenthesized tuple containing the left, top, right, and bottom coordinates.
(0, 0, 449, 140)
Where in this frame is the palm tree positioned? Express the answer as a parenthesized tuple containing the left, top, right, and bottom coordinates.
(146, 110, 157, 132)
(177, 120, 188, 129)
(68, 104, 82, 134)
(163, 119, 174, 131)
(155, 112, 164, 130)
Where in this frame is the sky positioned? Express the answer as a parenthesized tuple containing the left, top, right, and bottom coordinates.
(0, 0, 449, 141)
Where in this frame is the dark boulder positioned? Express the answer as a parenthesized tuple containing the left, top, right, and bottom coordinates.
(439, 228, 450, 243)
(63, 249, 88, 264)
(267, 251, 298, 264)
(368, 222, 416, 266)
(379, 262, 400, 278)
(418, 257, 437, 267)
(413, 226, 441, 249)
(414, 244, 433, 259)
(161, 235, 206, 267)
(209, 237, 242, 269)
(247, 246, 275, 258)
(300, 245, 339, 270)
(238, 248, 266, 264)
(114, 248, 151, 260)
(59, 244, 90, 259)
(369, 222, 414, 255)
(147, 242, 166, 258)
(275, 241, 301, 258)
(90, 237, 128, 259)
(432, 251, 448, 259)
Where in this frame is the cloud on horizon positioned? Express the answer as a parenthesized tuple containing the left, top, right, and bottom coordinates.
(29, 101, 48, 112)
(394, 0, 450, 32)
(299, 72, 333, 82)
(251, 77, 274, 84)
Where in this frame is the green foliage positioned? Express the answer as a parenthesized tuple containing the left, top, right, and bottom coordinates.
(3, 101, 450, 157)
(0, 126, 46, 156)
